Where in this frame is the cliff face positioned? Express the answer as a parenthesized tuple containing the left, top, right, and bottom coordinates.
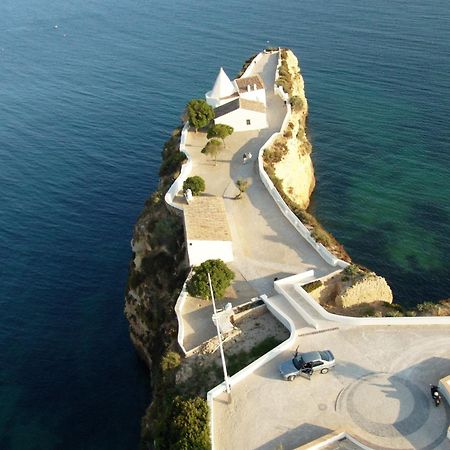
(336, 275, 393, 308)
(124, 192, 186, 370)
(124, 129, 188, 373)
(273, 50, 316, 209)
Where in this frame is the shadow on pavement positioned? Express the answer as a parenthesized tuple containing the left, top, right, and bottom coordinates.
(255, 423, 332, 450)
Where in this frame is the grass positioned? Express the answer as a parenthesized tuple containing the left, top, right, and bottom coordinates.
(226, 336, 283, 376)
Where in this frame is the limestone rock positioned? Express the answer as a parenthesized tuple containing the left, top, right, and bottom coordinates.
(273, 49, 315, 209)
(336, 275, 393, 308)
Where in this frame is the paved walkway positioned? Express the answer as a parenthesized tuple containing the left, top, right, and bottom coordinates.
(213, 324, 450, 450)
(172, 51, 450, 450)
(184, 52, 335, 297)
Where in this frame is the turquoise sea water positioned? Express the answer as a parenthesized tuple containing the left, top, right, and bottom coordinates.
(1, 0, 449, 448)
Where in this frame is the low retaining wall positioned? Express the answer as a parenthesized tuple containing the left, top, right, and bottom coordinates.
(174, 269, 193, 356)
(257, 53, 348, 270)
(284, 271, 450, 326)
(164, 122, 192, 214)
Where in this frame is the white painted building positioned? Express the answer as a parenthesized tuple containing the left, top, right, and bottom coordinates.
(214, 98, 268, 132)
(205, 68, 268, 132)
(205, 68, 238, 108)
(183, 196, 234, 267)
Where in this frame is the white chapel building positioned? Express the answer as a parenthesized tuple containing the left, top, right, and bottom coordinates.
(205, 68, 268, 132)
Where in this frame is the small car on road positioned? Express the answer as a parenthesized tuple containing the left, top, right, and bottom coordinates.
(279, 350, 335, 381)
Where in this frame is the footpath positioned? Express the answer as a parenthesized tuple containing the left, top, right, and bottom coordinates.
(166, 50, 450, 450)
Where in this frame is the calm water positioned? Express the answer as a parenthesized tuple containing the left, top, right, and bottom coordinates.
(1, 0, 449, 448)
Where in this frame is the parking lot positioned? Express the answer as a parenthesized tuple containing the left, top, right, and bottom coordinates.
(213, 324, 450, 450)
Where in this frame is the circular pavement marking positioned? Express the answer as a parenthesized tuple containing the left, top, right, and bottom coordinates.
(345, 373, 429, 438)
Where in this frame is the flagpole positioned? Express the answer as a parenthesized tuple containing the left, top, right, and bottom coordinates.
(208, 272, 231, 393)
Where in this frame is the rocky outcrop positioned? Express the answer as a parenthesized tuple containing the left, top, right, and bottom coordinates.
(336, 275, 393, 308)
(273, 49, 315, 209)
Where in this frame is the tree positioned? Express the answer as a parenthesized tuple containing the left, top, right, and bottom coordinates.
(201, 138, 223, 165)
(169, 396, 210, 450)
(207, 124, 234, 148)
(186, 259, 235, 300)
(183, 176, 205, 196)
(161, 350, 181, 373)
(186, 99, 214, 132)
(235, 178, 250, 199)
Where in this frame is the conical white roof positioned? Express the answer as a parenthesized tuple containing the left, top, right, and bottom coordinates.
(209, 68, 236, 99)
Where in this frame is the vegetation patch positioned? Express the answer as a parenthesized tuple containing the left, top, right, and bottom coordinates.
(236, 53, 258, 78)
(225, 336, 283, 376)
(303, 280, 323, 293)
(186, 259, 235, 300)
(263, 137, 288, 165)
(183, 176, 205, 196)
(169, 396, 210, 450)
(186, 99, 214, 132)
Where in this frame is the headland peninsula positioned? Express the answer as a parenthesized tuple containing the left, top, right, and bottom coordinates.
(124, 48, 450, 449)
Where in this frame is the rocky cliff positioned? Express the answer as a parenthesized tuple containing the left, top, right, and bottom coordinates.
(336, 274, 393, 308)
(124, 128, 188, 372)
(273, 49, 315, 209)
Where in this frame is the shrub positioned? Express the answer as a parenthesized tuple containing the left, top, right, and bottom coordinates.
(159, 151, 187, 177)
(183, 176, 205, 196)
(226, 336, 283, 376)
(235, 178, 250, 199)
(384, 310, 402, 318)
(290, 95, 304, 112)
(416, 301, 439, 314)
(161, 351, 181, 372)
(361, 306, 376, 317)
(303, 280, 323, 293)
(153, 216, 182, 250)
(169, 396, 210, 450)
(186, 259, 235, 300)
(186, 99, 214, 131)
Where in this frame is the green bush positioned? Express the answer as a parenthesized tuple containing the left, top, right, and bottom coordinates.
(361, 306, 376, 317)
(161, 351, 181, 372)
(302, 280, 323, 293)
(186, 259, 235, 300)
(183, 176, 205, 196)
(169, 396, 210, 450)
(227, 336, 283, 376)
(159, 151, 187, 177)
(186, 99, 214, 131)
(153, 215, 182, 250)
(416, 301, 439, 314)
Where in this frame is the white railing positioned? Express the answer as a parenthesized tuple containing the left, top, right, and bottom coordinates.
(255, 63, 349, 269)
(258, 136, 347, 269)
(173, 269, 193, 356)
(164, 122, 192, 213)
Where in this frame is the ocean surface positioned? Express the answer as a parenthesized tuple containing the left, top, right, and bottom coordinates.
(1, 0, 449, 448)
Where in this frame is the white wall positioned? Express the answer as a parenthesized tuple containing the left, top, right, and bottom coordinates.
(214, 108, 268, 131)
(174, 269, 193, 356)
(239, 88, 267, 106)
(187, 239, 233, 267)
(215, 108, 268, 132)
(164, 122, 192, 213)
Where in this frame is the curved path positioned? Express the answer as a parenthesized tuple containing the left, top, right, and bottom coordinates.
(171, 51, 450, 449)
(184, 52, 335, 295)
